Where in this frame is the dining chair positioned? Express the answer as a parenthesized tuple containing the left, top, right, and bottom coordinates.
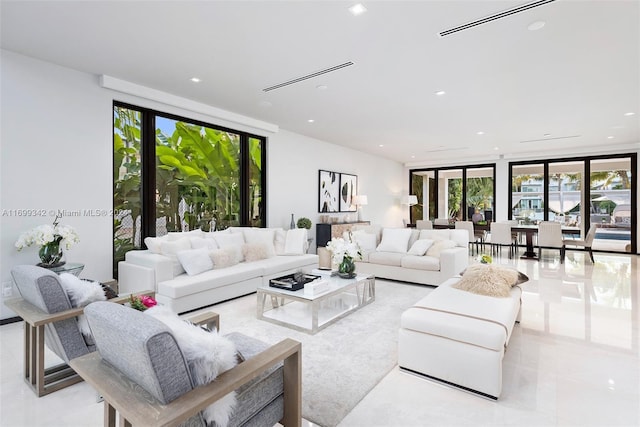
(434, 218, 450, 226)
(537, 221, 564, 262)
(489, 222, 515, 258)
(562, 224, 597, 263)
(416, 219, 433, 230)
(455, 221, 480, 255)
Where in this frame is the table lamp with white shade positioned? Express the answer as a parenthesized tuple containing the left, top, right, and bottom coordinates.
(401, 195, 418, 206)
(352, 195, 368, 221)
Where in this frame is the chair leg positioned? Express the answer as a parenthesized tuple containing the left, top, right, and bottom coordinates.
(560, 247, 564, 263)
(588, 247, 594, 263)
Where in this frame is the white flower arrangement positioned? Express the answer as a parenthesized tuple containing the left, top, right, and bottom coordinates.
(325, 233, 362, 264)
(15, 219, 80, 251)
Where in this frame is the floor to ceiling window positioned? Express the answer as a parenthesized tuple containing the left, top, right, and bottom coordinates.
(509, 154, 636, 253)
(410, 164, 495, 223)
(113, 103, 266, 276)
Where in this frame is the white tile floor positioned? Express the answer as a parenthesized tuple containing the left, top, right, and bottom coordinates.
(1, 250, 638, 426)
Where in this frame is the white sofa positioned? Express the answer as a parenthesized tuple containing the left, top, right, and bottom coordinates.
(118, 228, 318, 313)
(398, 276, 522, 399)
(352, 226, 469, 286)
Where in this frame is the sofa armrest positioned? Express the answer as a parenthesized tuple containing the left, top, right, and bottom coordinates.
(118, 251, 174, 294)
(439, 247, 469, 279)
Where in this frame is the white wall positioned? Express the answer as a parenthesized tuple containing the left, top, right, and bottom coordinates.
(0, 50, 404, 319)
(267, 129, 405, 238)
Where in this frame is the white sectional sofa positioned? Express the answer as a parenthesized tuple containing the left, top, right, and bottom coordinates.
(350, 226, 469, 286)
(118, 227, 318, 313)
(398, 275, 522, 399)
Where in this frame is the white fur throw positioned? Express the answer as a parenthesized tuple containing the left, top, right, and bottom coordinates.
(452, 264, 520, 297)
(145, 306, 238, 427)
(242, 242, 274, 262)
(210, 247, 241, 269)
(58, 273, 106, 338)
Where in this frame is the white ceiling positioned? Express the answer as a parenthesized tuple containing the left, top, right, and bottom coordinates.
(1, 0, 639, 165)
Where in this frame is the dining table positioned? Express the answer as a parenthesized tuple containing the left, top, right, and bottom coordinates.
(510, 224, 580, 260)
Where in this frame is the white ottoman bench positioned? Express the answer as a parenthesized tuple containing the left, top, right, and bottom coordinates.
(399, 276, 522, 399)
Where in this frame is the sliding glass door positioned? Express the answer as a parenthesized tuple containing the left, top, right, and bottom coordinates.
(510, 154, 636, 254)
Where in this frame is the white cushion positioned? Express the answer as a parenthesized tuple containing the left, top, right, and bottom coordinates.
(284, 229, 307, 255)
(368, 251, 404, 267)
(166, 229, 204, 241)
(176, 248, 214, 276)
(400, 255, 440, 271)
(376, 228, 413, 253)
(425, 239, 457, 257)
(161, 238, 192, 276)
(408, 229, 421, 249)
(144, 235, 169, 254)
(145, 306, 237, 427)
(407, 239, 435, 256)
(213, 233, 245, 262)
(210, 247, 241, 269)
(190, 237, 218, 250)
(242, 242, 276, 262)
(274, 228, 286, 255)
(242, 228, 275, 246)
(351, 230, 377, 253)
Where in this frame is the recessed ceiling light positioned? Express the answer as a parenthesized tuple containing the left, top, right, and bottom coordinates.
(607, 136, 615, 139)
(435, 90, 446, 96)
(477, 131, 485, 135)
(349, 3, 367, 16)
(527, 21, 546, 31)
(259, 101, 272, 108)
(190, 77, 201, 83)
(624, 112, 635, 116)
(316, 84, 328, 90)
(379, 144, 384, 147)
(494, 147, 499, 150)
(543, 133, 551, 137)
(307, 119, 315, 123)
(411, 155, 415, 158)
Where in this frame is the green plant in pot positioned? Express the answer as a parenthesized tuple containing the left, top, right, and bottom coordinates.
(296, 217, 312, 229)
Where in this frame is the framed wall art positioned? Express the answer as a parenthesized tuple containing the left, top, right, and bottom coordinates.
(339, 173, 358, 212)
(318, 170, 340, 212)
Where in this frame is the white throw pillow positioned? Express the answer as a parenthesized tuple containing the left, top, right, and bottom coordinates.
(407, 239, 435, 256)
(351, 230, 378, 253)
(242, 228, 276, 257)
(144, 235, 170, 254)
(190, 236, 218, 250)
(425, 239, 457, 257)
(58, 273, 106, 340)
(242, 242, 275, 262)
(283, 229, 307, 255)
(274, 228, 286, 255)
(166, 229, 204, 241)
(376, 228, 413, 253)
(145, 306, 238, 427)
(213, 233, 245, 262)
(161, 238, 192, 276)
(177, 248, 214, 276)
(210, 247, 241, 269)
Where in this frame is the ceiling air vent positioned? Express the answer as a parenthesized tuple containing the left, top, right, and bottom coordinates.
(519, 135, 581, 143)
(439, 0, 556, 37)
(263, 61, 354, 92)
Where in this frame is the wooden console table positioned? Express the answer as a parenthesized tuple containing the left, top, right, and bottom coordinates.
(316, 221, 371, 247)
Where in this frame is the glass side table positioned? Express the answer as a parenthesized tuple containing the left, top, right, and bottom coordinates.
(48, 262, 85, 277)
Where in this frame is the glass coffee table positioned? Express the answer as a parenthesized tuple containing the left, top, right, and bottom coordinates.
(257, 273, 375, 334)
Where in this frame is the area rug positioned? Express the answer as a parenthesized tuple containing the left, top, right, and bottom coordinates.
(207, 280, 433, 427)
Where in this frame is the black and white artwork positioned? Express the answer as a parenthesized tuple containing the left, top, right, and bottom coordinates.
(339, 173, 357, 212)
(318, 170, 340, 212)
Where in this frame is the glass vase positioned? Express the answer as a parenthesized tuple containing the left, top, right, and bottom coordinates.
(337, 255, 356, 279)
(38, 237, 65, 268)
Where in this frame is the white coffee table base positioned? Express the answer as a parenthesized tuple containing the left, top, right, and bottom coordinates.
(257, 274, 375, 334)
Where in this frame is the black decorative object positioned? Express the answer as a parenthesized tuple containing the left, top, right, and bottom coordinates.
(269, 273, 321, 291)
